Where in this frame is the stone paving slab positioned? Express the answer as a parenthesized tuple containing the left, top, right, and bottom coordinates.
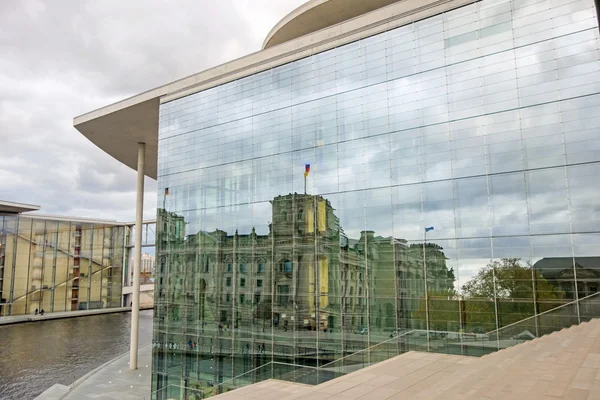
(214, 380, 312, 400)
(63, 344, 152, 400)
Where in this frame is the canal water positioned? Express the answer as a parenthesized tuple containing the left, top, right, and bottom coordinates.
(0, 310, 153, 399)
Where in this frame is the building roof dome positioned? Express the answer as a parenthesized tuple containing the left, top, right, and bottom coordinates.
(263, 0, 402, 49)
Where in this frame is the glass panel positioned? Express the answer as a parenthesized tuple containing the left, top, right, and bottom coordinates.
(153, 0, 600, 394)
(0, 217, 17, 316)
(27, 220, 45, 314)
(78, 224, 93, 309)
(43, 221, 58, 312)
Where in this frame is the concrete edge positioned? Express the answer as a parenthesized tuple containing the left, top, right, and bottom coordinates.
(57, 343, 153, 399)
(0, 306, 154, 326)
(34, 384, 70, 400)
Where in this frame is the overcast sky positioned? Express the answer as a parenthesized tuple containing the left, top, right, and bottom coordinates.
(0, 0, 305, 222)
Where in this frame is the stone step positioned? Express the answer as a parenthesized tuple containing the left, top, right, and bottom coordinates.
(212, 319, 600, 399)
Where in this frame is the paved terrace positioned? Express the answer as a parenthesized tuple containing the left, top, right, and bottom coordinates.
(37, 318, 600, 399)
(36, 344, 152, 400)
(216, 319, 600, 400)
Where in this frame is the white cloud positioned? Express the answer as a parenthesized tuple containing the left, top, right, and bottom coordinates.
(0, 0, 305, 220)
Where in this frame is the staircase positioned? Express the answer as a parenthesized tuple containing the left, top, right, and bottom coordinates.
(214, 319, 600, 399)
(179, 293, 600, 399)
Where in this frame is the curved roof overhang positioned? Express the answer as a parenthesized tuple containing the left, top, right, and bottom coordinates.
(0, 200, 40, 214)
(263, 0, 402, 50)
(74, 0, 471, 180)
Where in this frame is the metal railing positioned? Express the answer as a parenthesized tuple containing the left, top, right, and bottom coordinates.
(148, 292, 600, 399)
(483, 291, 600, 349)
(145, 384, 205, 400)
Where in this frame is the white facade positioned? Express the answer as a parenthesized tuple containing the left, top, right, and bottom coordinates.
(141, 253, 155, 274)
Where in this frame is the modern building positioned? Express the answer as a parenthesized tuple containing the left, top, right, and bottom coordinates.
(0, 200, 126, 316)
(74, 0, 600, 398)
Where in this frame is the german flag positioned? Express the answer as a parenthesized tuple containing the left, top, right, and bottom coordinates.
(304, 164, 310, 178)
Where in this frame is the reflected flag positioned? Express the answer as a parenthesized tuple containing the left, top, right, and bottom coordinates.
(304, 164, 310, 178)
(425, 226, 434, 232)
(165, 188, 170, 196)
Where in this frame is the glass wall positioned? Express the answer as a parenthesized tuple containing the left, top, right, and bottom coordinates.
(0, 215, 125, 315)
(154, 0, 600, 396)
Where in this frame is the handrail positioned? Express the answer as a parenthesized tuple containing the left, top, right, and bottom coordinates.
(320, 329, 417, 368)
(148, 383, 204, 399)
(485, 291, 600, 335)
(167, 294, 600, 396)
(155, 300, 600, 398)
(218, 360, 321, 389)
(219, 361, 274, 386)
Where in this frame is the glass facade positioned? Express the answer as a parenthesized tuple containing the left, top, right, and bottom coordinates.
(153, 0, 600, 396)
(0, 215, 125, 316)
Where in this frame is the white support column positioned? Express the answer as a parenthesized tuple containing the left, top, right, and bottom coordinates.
(130, 142, 145, 370)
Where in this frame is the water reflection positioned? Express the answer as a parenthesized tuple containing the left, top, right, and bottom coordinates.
(0, 310, 153, 399)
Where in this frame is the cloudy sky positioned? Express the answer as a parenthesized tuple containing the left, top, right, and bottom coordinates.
(0, 0, 305, 221)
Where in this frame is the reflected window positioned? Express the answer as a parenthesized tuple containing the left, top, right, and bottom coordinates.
(278, 285, 290, 306)
(281, 260, 293, 273)
(240, 278, 246, 287)
(258, 263, 265, 273)
(226, 277, 231, 287)
(240, 263, 246, 273)
(240, 294, 245, 304)
(227, 263, 232, 272)
(226, 293, 231, 303)
(257, 279, 263, 288)
(254, 293, 261, 304)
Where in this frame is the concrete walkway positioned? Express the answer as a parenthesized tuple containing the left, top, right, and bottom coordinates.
(36, 344, 152, 400)
(0, 306, 153, 326)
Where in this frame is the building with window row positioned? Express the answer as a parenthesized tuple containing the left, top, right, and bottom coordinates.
(0, 201, 126, 316)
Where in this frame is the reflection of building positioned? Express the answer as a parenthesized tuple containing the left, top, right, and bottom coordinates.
(153, 192, 455, 394)
(141, 253, 155, 275)
(138, 253, 155, 283)
(156, 193, 455, 333)
(534, 258, 600, 300)
(0, 200, 126, 316)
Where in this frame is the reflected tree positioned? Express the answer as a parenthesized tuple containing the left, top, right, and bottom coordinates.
(462, 258, 565, 330)
(463, 258, 564, 301)
(415, 288, 460, 331)
(414, 259, 567, 333)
